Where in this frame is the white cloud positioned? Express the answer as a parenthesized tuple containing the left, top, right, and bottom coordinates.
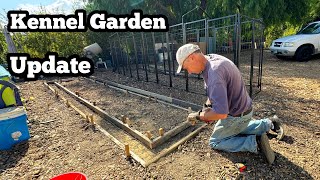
(16, 0, 88, 14)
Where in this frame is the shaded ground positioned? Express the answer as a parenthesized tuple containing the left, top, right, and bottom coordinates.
(0, 51, 319, 179)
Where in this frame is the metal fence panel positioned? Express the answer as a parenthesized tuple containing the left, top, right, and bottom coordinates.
(106, 14, 264, 98)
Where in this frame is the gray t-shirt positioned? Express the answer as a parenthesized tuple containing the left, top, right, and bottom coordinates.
(203, 54, 252, 116)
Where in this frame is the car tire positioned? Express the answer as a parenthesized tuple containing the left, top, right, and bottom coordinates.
(295, 45, 313, 62)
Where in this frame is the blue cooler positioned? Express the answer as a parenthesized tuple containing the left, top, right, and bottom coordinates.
(0, 106, 30, 150)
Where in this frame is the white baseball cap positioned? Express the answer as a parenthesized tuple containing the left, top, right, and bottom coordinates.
(176, 44, 200, 74)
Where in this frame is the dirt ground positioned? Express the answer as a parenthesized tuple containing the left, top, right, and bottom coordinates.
(60, 79, 188, 135)
(0, 51, 319, 179)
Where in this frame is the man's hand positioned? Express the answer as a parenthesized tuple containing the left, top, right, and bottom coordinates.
(203, 103, 212, 109)
(202, 104, 212, 115)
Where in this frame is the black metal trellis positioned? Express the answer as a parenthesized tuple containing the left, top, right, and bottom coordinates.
(107, 13, 264, 98)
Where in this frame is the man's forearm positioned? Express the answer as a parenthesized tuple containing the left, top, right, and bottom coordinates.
(199, 109, 227, 122)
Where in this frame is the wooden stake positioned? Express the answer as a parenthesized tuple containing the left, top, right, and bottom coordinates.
(89, 114, 94, 123)
(121, 115, 126, 123)
(125, 117, 131, 126)
(124, 143, 130, 158)
(191, 120, 196, 126)
(159, 128, 164, 136)
(54, 89, 59, 98)
(90, 115, 95, 125)
(146, 131, 152, 139)
(86, 114, 90, 122)
(66, 100, 70, 107)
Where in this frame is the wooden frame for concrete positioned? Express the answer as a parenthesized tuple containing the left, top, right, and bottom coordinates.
(55, 79, 200, 149)
(44, 82, 147, 166)
(52, 82, 153, 148)
(83, 77, 206, 147)
(44, 81, 207, 167)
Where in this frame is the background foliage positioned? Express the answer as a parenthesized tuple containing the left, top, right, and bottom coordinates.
(1, 0, 319, 64)
(0, 32, 8, 64)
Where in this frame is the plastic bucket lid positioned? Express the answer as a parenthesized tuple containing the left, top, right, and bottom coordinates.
(50, 172, 87, 180)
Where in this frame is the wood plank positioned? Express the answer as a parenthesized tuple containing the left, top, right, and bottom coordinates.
(53, 82, 153, 149)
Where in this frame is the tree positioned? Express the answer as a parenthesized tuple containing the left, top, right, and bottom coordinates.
(85, 0, 203, 55)
(16, 32, 88, 58)
(0, 31, 8, 64)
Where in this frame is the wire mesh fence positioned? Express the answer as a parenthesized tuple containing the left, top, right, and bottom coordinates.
(105, 14, 264, 98)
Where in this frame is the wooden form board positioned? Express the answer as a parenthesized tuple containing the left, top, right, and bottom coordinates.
(53, 81, 195, 149)
(81, 78, 204, 148)
(45, 81, 207, 167)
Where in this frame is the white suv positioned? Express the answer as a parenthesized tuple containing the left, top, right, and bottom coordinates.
(270, 21, 320, 61)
